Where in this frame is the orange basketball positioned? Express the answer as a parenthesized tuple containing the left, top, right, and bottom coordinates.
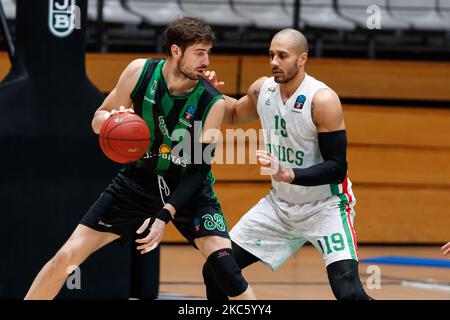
(99, 112, 150, 164)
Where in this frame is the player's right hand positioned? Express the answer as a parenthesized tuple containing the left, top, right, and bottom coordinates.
(256, 150, 295, 183)
(203, 70, 225, 90)
(135, 217, 166, 254)
(257, 150, 279, 175)
(110, 105, 135, 115)
(442, 242, 450, 255)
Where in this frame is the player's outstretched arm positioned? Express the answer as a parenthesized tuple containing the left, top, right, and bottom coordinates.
(442, 242, 450, 255)
(91, 59, 146, 134)
(204, 70, 265, 125)
(228, 77, 266, 125)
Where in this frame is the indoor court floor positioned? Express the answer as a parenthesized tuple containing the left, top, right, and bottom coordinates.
(159, 244, 450, 300)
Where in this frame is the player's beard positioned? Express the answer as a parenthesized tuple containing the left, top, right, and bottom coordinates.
(177, 54, 201, 81)
(273, 63, 299, 84)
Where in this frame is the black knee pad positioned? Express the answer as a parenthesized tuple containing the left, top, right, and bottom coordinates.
(206, 248, 248, 297)
(202, 263, 229, 300)
(202, 262, 214, 285)
(327, 259, 374, 300)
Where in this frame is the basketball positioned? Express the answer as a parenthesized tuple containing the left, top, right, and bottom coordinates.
(99, 112, 150, 163)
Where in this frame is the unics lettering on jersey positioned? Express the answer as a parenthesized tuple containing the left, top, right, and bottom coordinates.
(266, 143, 304, 166)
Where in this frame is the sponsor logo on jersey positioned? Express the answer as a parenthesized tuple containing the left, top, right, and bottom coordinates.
(150, 79, 158, 97)
(159, 144, 171, 154)
(158, 144, 187, 167)
(142, 152, 156, 159)
(185, 105, 197, 120)
(179, 118, 192, 128)
(144, 96, 155, 104)
(294, 94, 306, 110)
(265, 98, 271, 106)
(158, 116, 171, 138)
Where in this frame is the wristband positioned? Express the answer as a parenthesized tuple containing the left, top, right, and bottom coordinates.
(156, 208, 173, 224)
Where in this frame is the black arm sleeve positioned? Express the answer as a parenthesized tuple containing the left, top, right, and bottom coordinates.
(291, 130, 348, 186)
(166, 143, 214, 212)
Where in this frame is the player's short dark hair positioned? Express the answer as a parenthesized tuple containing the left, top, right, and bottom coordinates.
(165, 16, 215, 55)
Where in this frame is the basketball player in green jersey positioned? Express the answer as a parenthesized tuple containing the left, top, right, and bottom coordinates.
(25, 17, 255, 300)
(203, 29, 372, 300)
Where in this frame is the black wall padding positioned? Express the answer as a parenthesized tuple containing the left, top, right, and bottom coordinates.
(0, 0, 159, 299)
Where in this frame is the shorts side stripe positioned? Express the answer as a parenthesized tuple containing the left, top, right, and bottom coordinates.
(337, 193, 357, 261)
(342, 177, 359, 259)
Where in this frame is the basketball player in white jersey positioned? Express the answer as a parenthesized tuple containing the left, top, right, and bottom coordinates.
(442, 242, 450, 255)
(202, 29, 373, 300)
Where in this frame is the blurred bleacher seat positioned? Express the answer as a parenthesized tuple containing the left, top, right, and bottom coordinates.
(1, 0, 16, 20)
(388, 0, 450, 31)
(231, 0, 293, 30)
(286, 0, 356, 30)
(440, 0, 450, 24)
(88, 0, 141, 24)
(178, 0, 251, 27)
(125, 0, 184, 26)
(338, 0, 409, 30)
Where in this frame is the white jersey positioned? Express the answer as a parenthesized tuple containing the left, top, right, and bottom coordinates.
(257, 74, 353, 204)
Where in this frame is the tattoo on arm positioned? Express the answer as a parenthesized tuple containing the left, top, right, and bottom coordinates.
(311, 102, 318, 126)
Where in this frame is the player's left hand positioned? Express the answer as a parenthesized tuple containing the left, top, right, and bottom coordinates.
(135, 218, 166, 254)
(256, 150, 294, 183)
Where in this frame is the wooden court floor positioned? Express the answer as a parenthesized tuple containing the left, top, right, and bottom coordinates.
(159, 244, 450, 300)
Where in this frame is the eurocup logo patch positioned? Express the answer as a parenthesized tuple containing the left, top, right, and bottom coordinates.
(185, 105, 197, 120)
(294, 95, 306, 110)
(49, 0, 80, 38)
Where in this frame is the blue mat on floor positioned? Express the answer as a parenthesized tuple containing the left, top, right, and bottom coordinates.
(360, 256, 450, 268)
